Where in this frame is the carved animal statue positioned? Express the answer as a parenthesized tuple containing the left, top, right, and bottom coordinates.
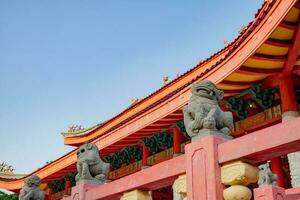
(75, 143, 110, 185)
(183, 80, 233, 138)
(19, 175, 45, 200)
(258, 163, 277, 187)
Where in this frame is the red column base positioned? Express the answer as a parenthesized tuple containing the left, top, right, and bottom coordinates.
(254, 186, 286, 200)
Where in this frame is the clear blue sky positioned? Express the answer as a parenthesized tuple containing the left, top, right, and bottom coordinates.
(0, 0, 262, 173)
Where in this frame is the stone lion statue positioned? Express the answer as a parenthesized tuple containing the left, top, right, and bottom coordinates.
(258, 163, 277, 187)
(19, 175, 45, 200)
(183, 80, 233, 139)
(76, 143, 110, 185)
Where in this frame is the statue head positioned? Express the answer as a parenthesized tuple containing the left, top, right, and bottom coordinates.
(77, 143, 100, 162)
(258, 163, 270, 172)
(191, 80, 224, 101)
(24, 175, 41, 188)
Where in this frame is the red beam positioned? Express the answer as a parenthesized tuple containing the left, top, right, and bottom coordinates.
(279, 21, 298, 30)
(283, 18, 300, 75)
(239, 66, 282, 74)
(159, 117, 182, 121)
(252, 54, 286, 62)
(85, 155, 185, 199)
(295, 1, 300, 9)
(265, 38, 292, 48)
(218, 117, 300, 163)
(221, 80, 260, 86)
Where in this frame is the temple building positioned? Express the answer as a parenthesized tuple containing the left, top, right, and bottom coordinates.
(1, 0, 300, 199)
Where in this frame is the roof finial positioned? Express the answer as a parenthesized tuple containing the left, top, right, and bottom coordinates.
(163, 76, 171, 85)
(0, 162, 15, 174)
(68, 125, 84, 132)
(239, 25, 246, 34)
(224, 40, 230, 46)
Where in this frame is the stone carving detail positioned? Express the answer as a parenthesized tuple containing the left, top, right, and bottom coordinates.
(221, 161, 259, 186)
(68, 125, 84, 132)
(0, 162, 14, 173)
(120, 189, 152, 200)
(19, 175, 45, 200)
(258, 163, 277, 187)
(173, 175, 187, 200)
(223, 185, 252, 200)
(287, 151, 300, 187)
(75, 143, 110, 185)
(163, 76, 171, 85)
(183, 80, 233, 140)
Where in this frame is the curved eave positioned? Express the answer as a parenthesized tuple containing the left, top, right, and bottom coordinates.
(64, 0, 298, 146)
(0, 149, 77, 191)
(62, 124, 103, 138)
(64, 41, 230, 145)
(0, 173, 27, 181)
(1, 0, 298, 191)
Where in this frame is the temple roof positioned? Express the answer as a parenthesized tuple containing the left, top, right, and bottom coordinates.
(63, 0, 300, 146)
(1, 0, 299, 191)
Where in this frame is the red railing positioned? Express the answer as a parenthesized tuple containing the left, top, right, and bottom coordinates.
(63, 117, 300, 200)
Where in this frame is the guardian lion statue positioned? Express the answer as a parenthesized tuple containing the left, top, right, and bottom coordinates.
(19, 175, 45, 200)
(258, 163, 277, 187)
(183, 80, 233, 140)
(76, 143, 110, 185)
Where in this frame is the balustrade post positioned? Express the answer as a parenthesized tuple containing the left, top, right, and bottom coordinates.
(254, 186, 286, 200)
(185, 136, 226, 200)
(62, 184, 96, 200)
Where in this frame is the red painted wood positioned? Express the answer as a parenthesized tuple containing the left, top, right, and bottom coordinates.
(64, 180, 71, 196)
(185, 136, 226, 200)
(45, 188, 53, 200)
(218, 117, 300, 163)
(285, 187, 300, 199)
(142, 144, 151, 167)
(254, 186, 286, 200)
(279, 75, 298, 112)
(282, 17, 300, 75)
(270, 158, 286, 187)
(85, 155, 185, 200)
(172, 127, 183, 154)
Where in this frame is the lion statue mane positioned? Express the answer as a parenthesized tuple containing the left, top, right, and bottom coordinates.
(19, 175, 45, 200)
(183, 80, 233, 139)
(75, 143, 110, 185)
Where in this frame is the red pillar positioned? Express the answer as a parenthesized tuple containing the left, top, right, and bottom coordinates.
(172, 127, 183, 156)
(64, 180, 71, 196)
(270, 158, 286, 187)
(185, 136, 226, 200)
(270, 75, 298, 188)
(279, 75, 297, 112)
(45, 188, 53, 200)
(142, 144, 151, 168)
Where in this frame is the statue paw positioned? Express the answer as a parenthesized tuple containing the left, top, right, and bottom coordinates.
(95, 174, 108, 184)
(203, 117, 216, 129)
(220, 127, 231, 135)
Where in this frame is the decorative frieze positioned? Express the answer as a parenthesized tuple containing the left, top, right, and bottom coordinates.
(233, 105, 281, 135)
